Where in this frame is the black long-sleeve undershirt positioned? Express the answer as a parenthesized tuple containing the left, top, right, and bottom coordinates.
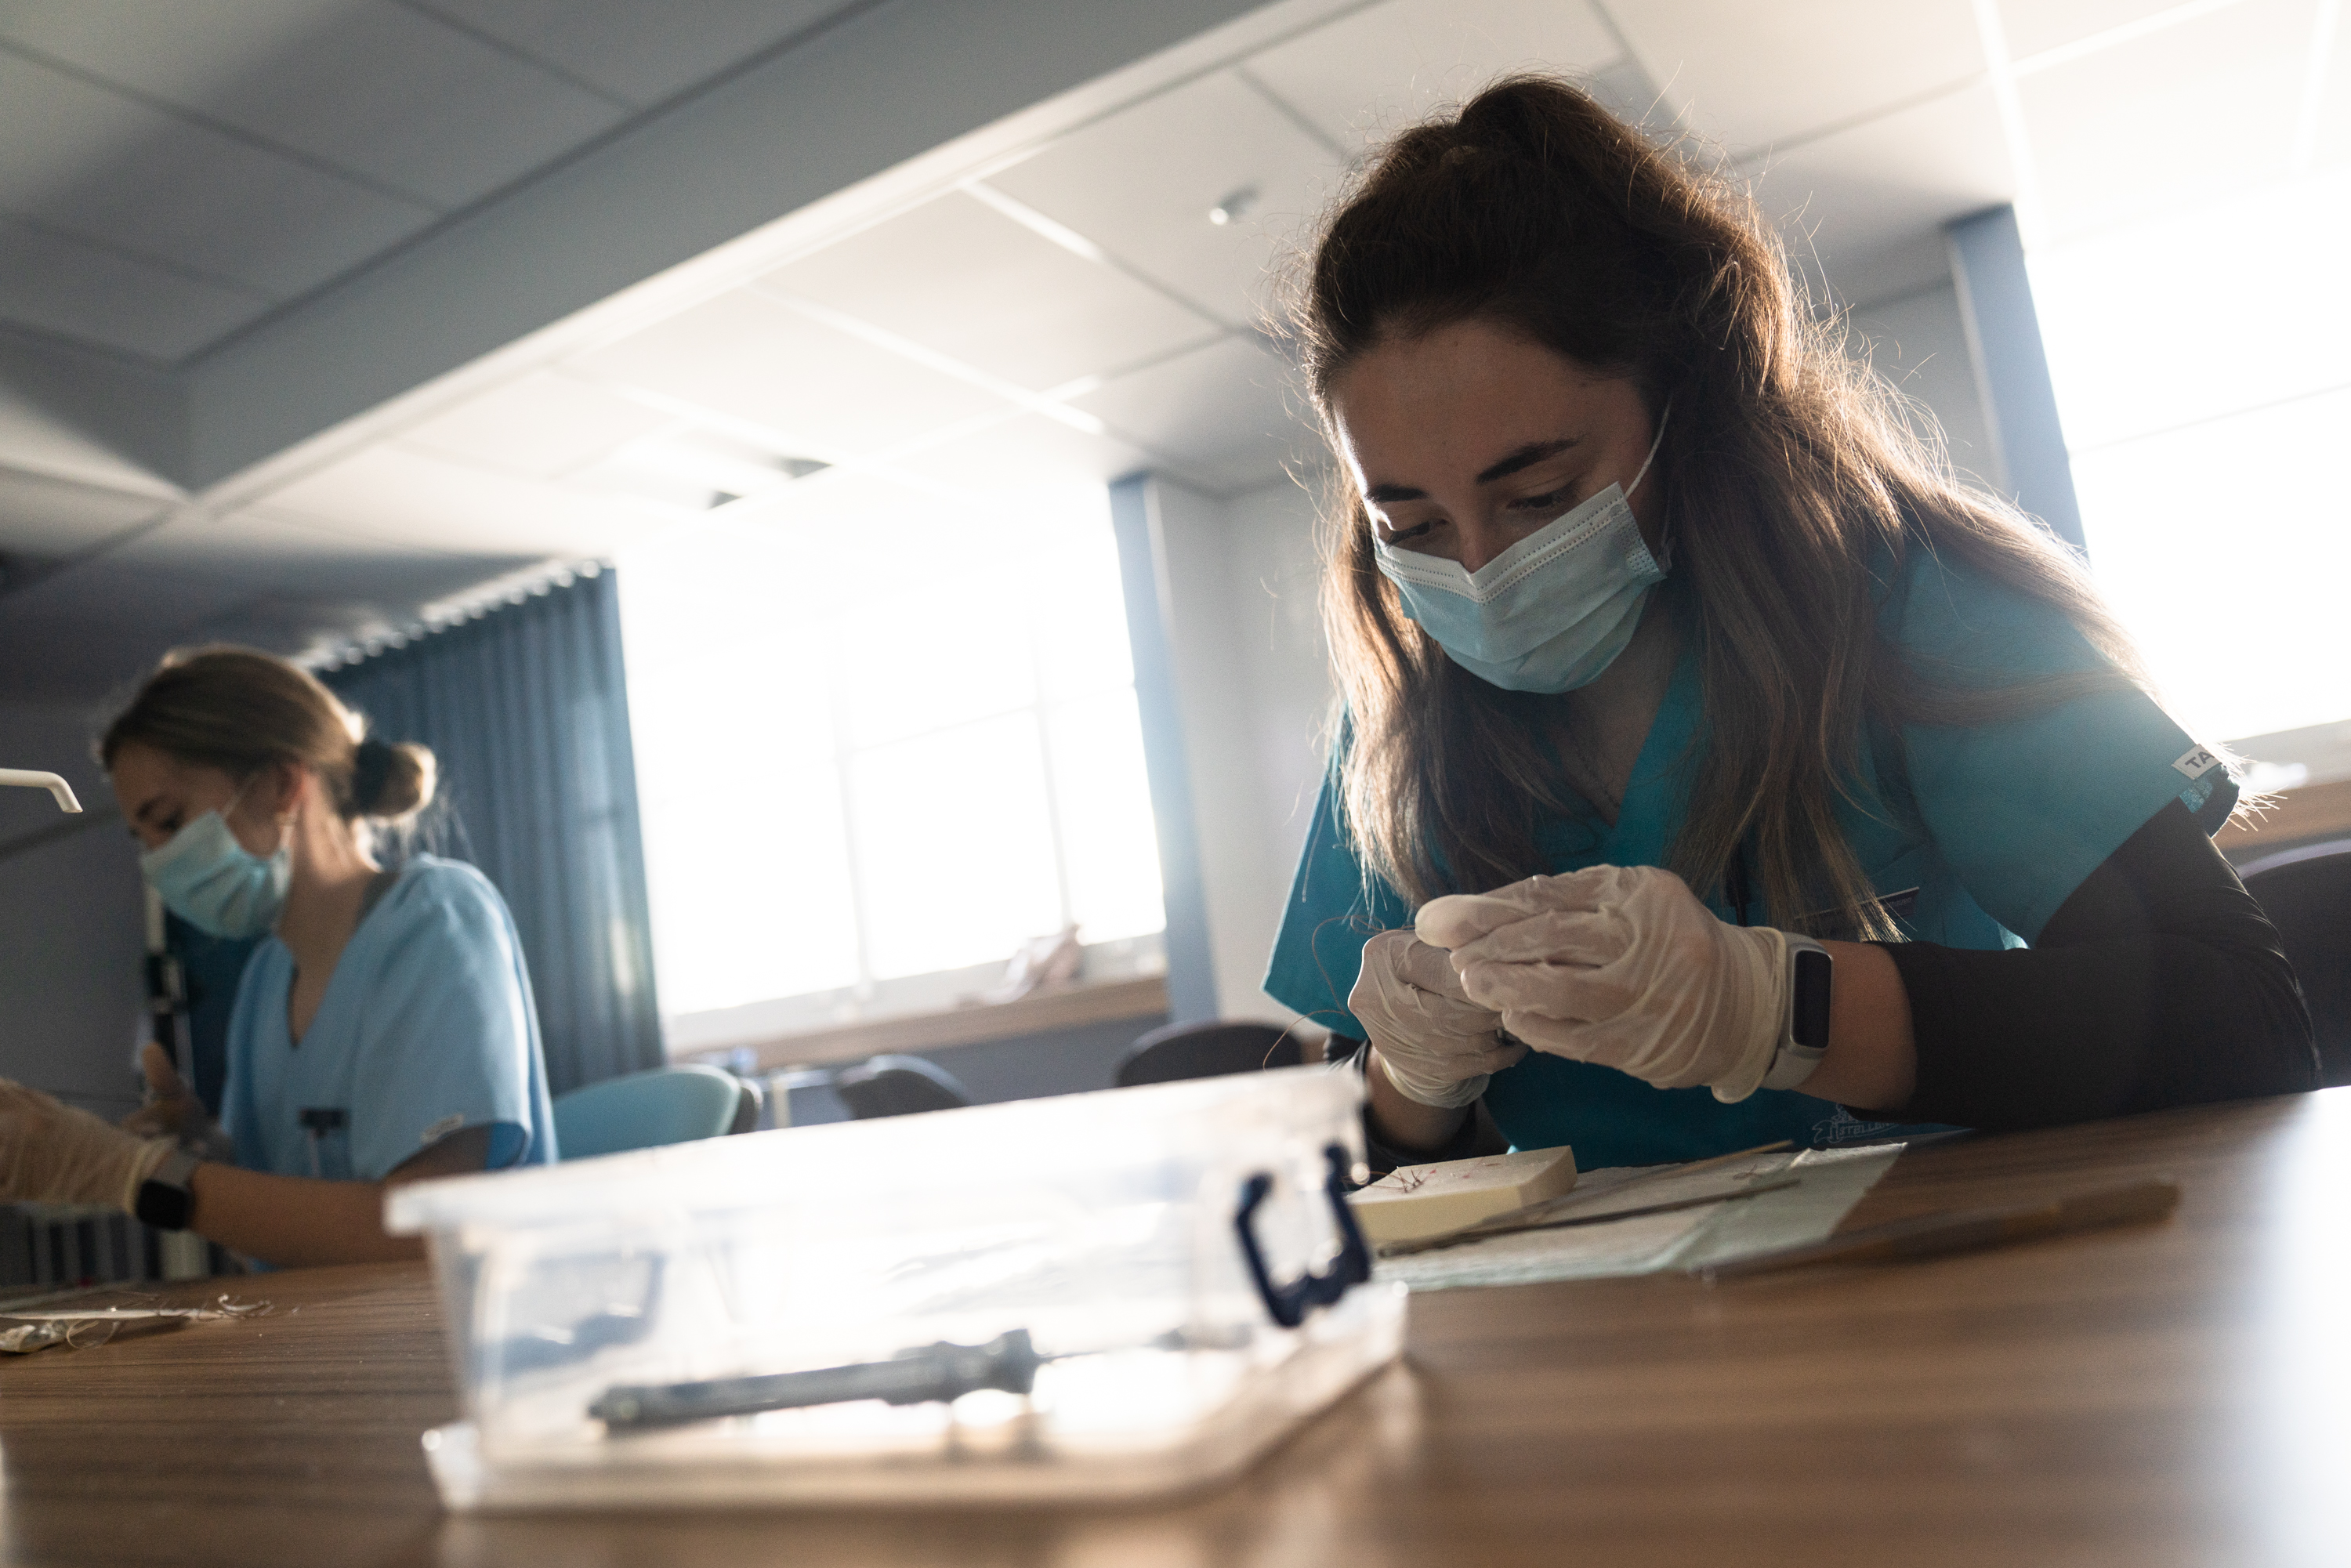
(1342, 800, 2317, 1168)
(1883, 799, 2317, 1130)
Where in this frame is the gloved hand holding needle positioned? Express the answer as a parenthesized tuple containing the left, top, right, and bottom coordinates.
(1413, 866, 1792, 1104)
(121, 1041, 237, 1164)
(1346, 929, 1525, 1109)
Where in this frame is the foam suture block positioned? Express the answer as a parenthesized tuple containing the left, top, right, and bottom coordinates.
(1348, 1144, 1578, 1244)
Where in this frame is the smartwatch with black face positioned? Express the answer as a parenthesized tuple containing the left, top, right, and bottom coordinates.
(1759, 935, 1835, 1092)
(134, 1147, 201, 1233)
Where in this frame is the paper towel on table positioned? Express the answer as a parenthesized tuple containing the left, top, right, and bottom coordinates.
(1374, 1142, 1904, 1292)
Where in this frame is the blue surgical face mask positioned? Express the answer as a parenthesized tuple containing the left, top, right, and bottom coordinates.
(1372, 415, 1669, 693)
(139, 786, 292, 939)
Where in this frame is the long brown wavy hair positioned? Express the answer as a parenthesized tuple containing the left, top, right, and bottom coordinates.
(1294, 76, 2154, 936)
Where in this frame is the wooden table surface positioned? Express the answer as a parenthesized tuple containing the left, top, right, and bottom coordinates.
(6, 1089, 2349, 1567)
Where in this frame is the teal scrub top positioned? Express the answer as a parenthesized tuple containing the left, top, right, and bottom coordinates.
(223, 856, 560, 1180)
(1264, 549, 2235, 1169)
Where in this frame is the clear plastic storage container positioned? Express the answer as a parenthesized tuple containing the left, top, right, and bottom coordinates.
(387, 1064, 1405, 1511)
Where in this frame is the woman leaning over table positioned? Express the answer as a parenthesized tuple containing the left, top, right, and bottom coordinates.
(1263, 77, 2317, 1172)
(0, 647, 556, 1265)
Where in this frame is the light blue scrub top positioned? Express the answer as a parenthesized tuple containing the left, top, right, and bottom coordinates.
(222, 855, 559, 1180)
(1265, 549, 2236, 1169)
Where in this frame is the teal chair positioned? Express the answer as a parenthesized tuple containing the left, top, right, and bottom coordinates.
(552, 1065, 756, 1160)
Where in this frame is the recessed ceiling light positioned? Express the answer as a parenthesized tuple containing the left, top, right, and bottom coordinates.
(1208, 185, 1261, 226)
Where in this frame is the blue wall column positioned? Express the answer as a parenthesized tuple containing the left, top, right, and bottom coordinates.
(1107, 472, 1219, 1026)
(1945, 204, 2088, 556)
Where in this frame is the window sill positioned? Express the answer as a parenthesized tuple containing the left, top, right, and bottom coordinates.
(681, 974, 1169, 1075)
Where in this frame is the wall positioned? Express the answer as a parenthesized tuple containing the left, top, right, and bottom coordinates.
(1847, 281, 2000, 494)
(1147, 473, 1332, 1025)
(772, 1011, 1173, 1127)
(0, 702, 147, 1120)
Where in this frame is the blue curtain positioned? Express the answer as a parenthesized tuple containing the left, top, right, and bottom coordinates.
(324, 568, 662, 1095)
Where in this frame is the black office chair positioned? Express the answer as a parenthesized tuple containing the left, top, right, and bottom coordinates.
(1114, 1020, 1302, 1088)
(831, 1053, 973, 1119)
(2242, 838, 2351, 1088)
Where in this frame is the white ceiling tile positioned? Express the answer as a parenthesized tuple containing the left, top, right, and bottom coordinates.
(1609, 0, 1984, 153)
(876, 411, 1153, 502)
(0, 216, 272, 359)
(248, 443, 672, 556)
(0, 468, 170, 559)
(710, 468, 1034, 585)
(111, 506, 508, 602)
(2030, 178, 2351, 451)
(414, 0, 863, 106)
(758, 190, 1219, 393)
(566, 287, 1015, 460)
(1743, 82, 2014, 310)
(985, 71, 1346, 332)
(0, 1, 629, 209)
(1074, 335, 1315, 496)
(1247, 0, 1624, 149)
(2020, 0, 2307, 241)
(0, 51, 434, 299)
(2314, 7, 2351, 174)
(394, 370, 677, 478)
(0, 381, 180, 502)
(1996, 0, 2184, 61)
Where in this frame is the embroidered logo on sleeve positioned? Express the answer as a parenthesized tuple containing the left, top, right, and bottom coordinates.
(420, 1113, 467, 1146)
(2172, 746, 2222, 780)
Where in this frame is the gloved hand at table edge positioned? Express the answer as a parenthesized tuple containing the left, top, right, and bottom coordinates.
(1, 1078, 177, 1211)
(1348, 929, 1527, 1110)
(121, 1041, 237, 1164)
(1415, 864, 1791, 1104)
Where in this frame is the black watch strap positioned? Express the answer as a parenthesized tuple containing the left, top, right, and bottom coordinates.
(135, 1148, 201, 1232)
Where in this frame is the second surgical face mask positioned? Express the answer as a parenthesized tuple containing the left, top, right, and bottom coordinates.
(139, 795, 292, 940)
(1372, 418, 1669, 693)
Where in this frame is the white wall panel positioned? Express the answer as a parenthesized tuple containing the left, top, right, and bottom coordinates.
(0, 703, 145, 1121)
(1848, 281, 1999, 491)
(1146, 473, 1332, 1023)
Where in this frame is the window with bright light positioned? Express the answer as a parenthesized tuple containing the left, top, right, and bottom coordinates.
(615, 482, 1165, 1031)
(2032, 168, 2351, 766)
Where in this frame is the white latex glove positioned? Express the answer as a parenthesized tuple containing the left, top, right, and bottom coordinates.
(1348, 929, 1527, 1109)
(121, 1042, 237, 1163)
(1417, 866, 1791, 1104)
(1, 1078, 176, 1211)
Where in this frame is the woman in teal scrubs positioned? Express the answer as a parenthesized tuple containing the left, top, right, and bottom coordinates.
(0, 648, 555, 1264)
(1265, 78, 2315, 1170)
